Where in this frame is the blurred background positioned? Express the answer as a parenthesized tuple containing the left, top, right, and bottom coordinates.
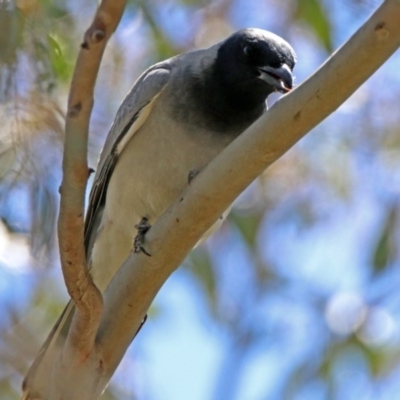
(1, 0, 400, 399)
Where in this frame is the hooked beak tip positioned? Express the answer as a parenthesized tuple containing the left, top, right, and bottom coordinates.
(258, 63, 293, 94)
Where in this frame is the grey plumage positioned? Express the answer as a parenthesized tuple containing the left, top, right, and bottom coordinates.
(24, 28, 296, 395)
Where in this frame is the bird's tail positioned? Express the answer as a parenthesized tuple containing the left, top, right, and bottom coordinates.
(22, 301, 75, 399)
(22, 300, 148, 398)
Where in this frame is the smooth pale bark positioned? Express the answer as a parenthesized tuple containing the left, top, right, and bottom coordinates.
(59, 0, 126, 363)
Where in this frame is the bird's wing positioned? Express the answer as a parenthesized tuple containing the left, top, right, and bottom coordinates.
(84, 64, 171, 254)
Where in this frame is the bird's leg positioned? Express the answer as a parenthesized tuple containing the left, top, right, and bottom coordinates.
(134, 217, 152, 256)
(188, 168, 200, 184)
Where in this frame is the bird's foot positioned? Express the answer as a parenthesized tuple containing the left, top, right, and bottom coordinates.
(134, 217, 152, 256)
(188, 168, 200, 184)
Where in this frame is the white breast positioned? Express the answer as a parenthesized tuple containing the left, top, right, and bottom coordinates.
(90, 93, 233, 291)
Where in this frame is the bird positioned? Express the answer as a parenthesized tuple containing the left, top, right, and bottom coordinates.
(23, 28, 296, 395)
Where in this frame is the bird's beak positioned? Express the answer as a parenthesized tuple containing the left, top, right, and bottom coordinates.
(258, 63, 293, 93)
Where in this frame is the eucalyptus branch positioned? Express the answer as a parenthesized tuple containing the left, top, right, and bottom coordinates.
(59, 0, 126, 358)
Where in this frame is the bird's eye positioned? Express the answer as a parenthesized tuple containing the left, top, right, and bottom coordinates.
(243, 45, 251, 57)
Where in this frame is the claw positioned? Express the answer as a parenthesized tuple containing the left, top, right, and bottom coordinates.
(134, 217, 152, 256)
(188, 168, 200, 184)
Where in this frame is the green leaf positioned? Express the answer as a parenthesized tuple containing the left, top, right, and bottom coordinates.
(229, 210, 263, 250)
(294, 0, 333, 52)
(0, 3, 24, 65)
(48, 33, 71, 82)
(372, 203, 398, 274)
(188, 248, 217, 313)
(356, 338, 400, 377)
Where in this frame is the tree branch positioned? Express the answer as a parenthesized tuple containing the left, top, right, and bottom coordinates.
(95, 0, 400, 383)
(59, 0, 126, 362)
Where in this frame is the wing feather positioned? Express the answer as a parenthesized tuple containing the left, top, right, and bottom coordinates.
(84, 65, 171, 254)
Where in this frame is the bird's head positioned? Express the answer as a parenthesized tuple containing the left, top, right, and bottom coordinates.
(214, 28, 296, 107)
